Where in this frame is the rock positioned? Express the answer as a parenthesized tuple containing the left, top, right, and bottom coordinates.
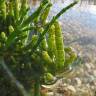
(85, 63, 91, 70)
(93, 70, 96, 77)
(56, 86, 72, 96)
(55, 85, 76, 96)
(47, 92, 54, 96)
(72, 77, 82, 86)
(67, 79, 72, 84)
(77, 87, 93, 96)
(67, 85, 76, 93)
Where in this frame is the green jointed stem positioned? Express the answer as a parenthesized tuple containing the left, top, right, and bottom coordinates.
(9, 1, 14, 16)
(14, 0, 20, 21)
(38, 28, 48, 50)
(64, 47, 77, 67)
(21, 0, 49, 27)
(54, 21, 65, 70)
(19, 0, 29, 45)
(40, 36, 47, 50)
(48, 25, 56, 58)
(40, 3, 52, 25)
(0, 0, 6, 19)
(32, 35, 38, 47)
(20, 0, 28, 15)
(19, 0, 28, 22)
(42, 51, 52, 64)
(39, 2, 52, 50)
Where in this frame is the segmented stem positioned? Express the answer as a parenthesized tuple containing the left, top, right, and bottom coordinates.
(40, 3, 52, 25)
(54, 21, 65, 70)
(64, 47, 77, 67)
(14, 0, 20, 21)
(0, 0, 6, 19)
(21, 0, 49, 27)
(48, 25, 56, 59)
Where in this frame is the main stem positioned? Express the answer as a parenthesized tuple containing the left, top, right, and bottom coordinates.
(34, 79, 41, 96)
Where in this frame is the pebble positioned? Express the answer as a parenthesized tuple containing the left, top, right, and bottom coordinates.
(85, 63, 91, 70)
(72, 77, 82, 86)
(93, 70, 96, 77)
(47, 92, 54, 96)
(67, 85, 76, 93)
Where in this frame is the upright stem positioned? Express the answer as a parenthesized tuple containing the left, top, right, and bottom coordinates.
(34, 79, 41, 96)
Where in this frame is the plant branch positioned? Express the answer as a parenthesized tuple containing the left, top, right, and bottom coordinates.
(34, 79, 41, 96)
(31, 1, 78, 54)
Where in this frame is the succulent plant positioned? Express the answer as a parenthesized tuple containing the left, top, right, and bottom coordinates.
(0, 0, 78, 96)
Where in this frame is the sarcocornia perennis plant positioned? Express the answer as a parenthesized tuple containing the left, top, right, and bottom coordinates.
(0, 0, 79, 96)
